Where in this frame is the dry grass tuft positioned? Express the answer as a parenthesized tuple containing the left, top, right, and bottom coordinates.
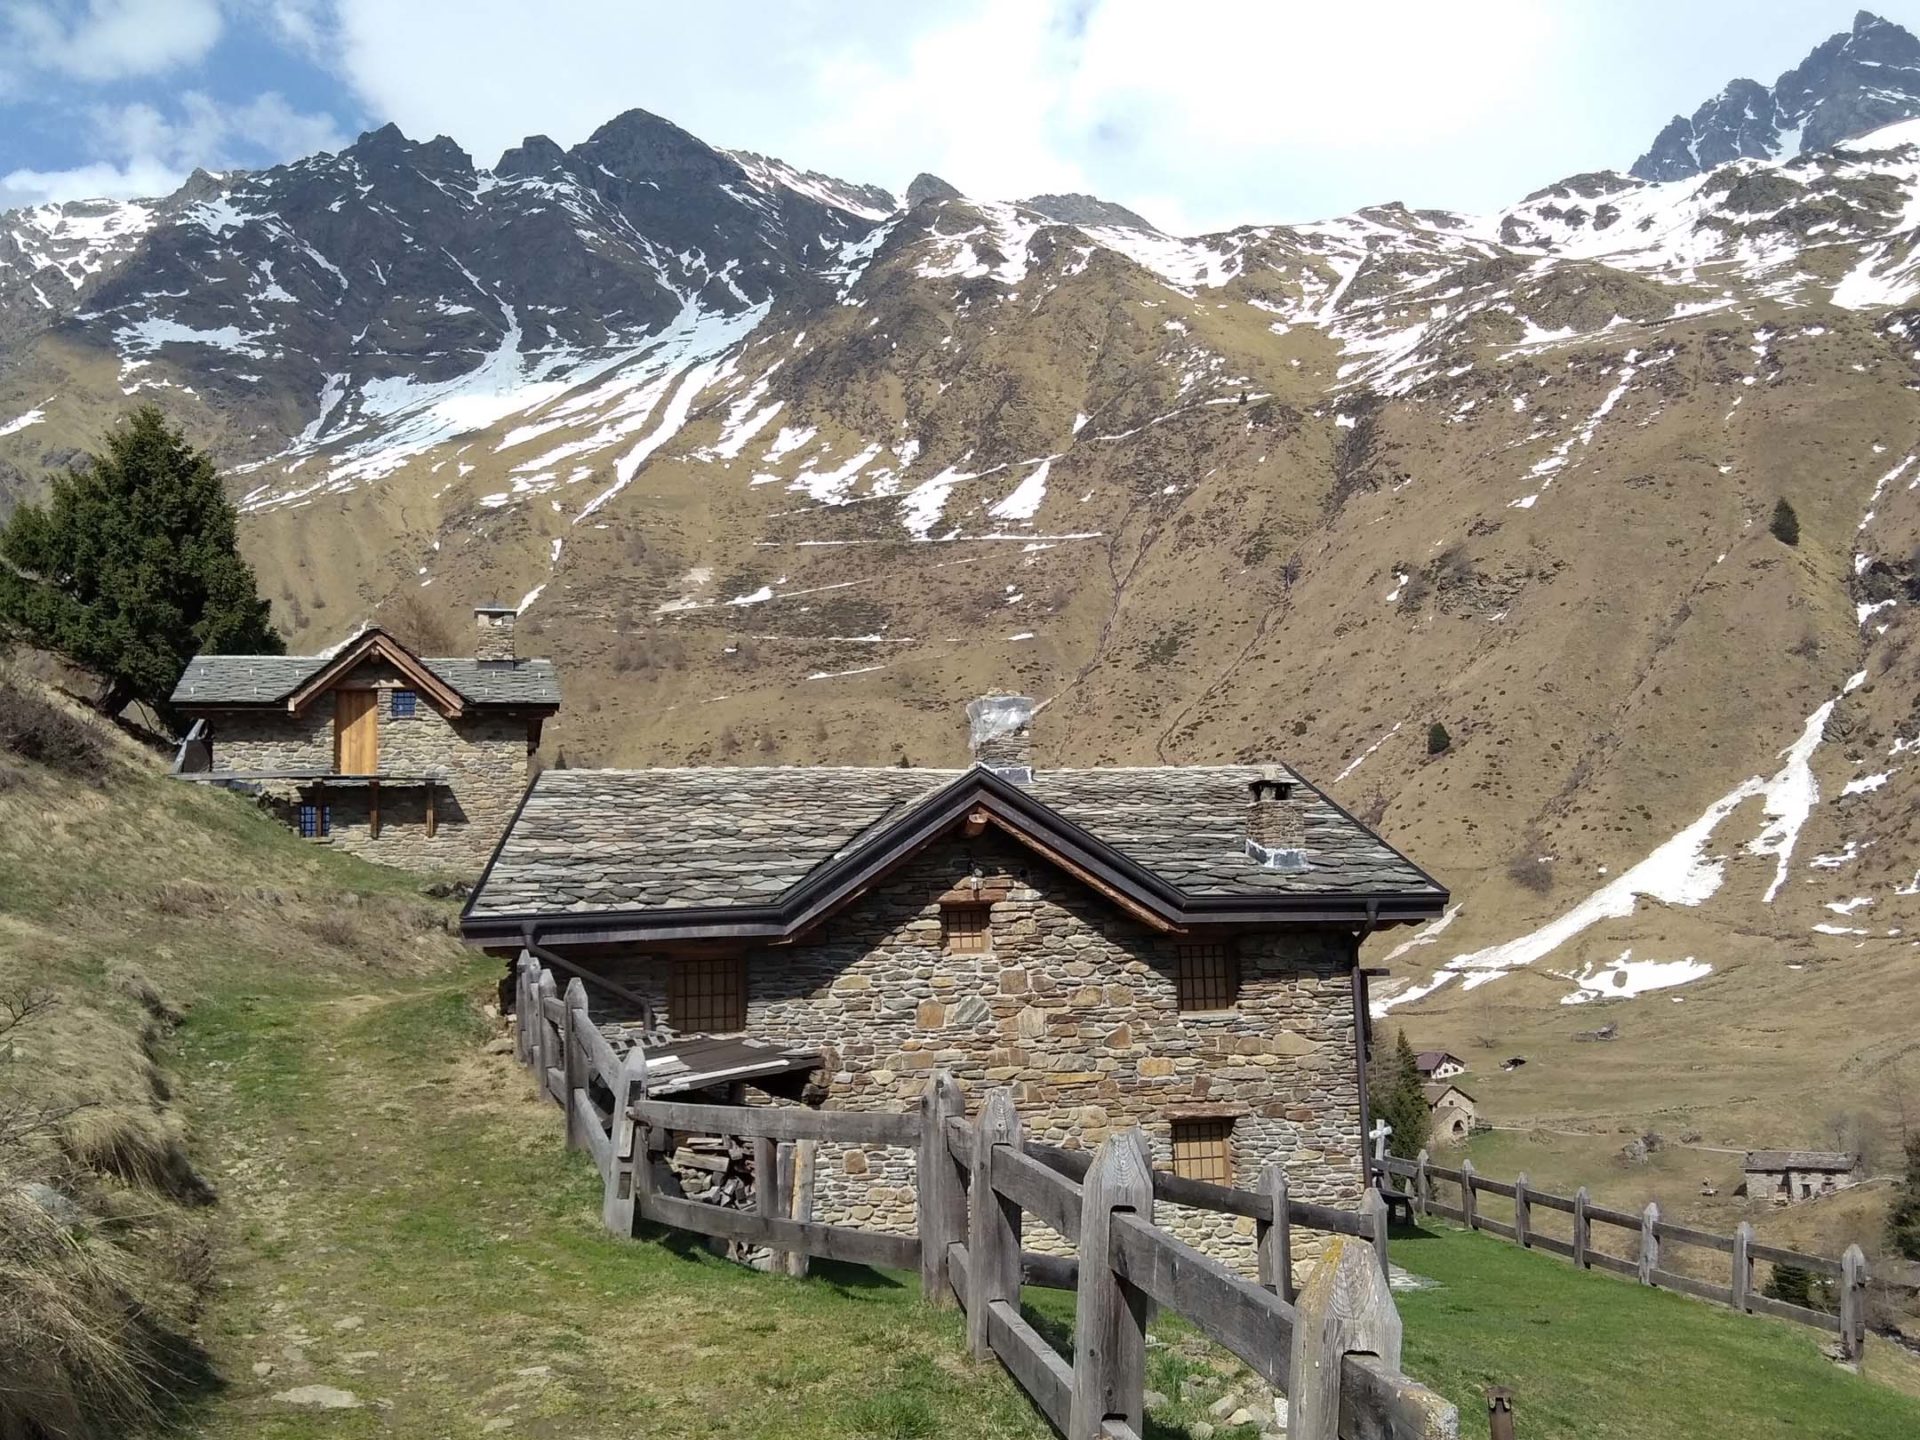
(0, 679, 109, 785)
(57, 1109, 216, 1206)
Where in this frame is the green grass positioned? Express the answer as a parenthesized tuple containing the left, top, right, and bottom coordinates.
(1391, 1222, 1920, 1440)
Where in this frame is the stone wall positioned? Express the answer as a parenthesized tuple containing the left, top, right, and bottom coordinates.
(207, 662, 531, 872)
(601, 832, 1364, 1269)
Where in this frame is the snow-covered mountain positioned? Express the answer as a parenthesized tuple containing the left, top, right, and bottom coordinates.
(1, 11, 1919, 1153)
(1632, 10, 1920, 180)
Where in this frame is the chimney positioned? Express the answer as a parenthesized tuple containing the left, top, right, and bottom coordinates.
(474, 603, 517, 662)
(1245, 766, 1310, 873)
(967, 694, 1035, 782)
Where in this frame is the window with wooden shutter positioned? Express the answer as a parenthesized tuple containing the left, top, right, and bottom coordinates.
(391, 689, 418, 719)
(942, 904, 991, 954)
(669, 957, 746, 1034)
(1171, 1118, 1234, 1186)
(1175, 942, 1239, 1012)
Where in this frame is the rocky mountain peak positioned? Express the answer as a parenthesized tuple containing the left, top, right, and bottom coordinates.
(1630, 11, 1920, 181)
(494, 134, 569, 179)
(1019, 192, 1160, 232)
(905, 173, 963, 208)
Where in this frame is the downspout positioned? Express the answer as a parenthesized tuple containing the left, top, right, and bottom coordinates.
(1351, 899, 1380, 1191)
(519, 924, 662, 1038)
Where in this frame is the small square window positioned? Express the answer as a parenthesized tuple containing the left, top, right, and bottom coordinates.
(942, 904, 991, 954)
(1176, 942, 1239, 1012)
(669, 957, 746, 1034)
(391, 689, 418, 718)
(1171, 1118, 1235, 1186)
(297, 803, 331, 838)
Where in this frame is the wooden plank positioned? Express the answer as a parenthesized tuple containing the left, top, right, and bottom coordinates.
(1638, 1203, 1660, 1285)
(1653, 1219, 1736, 1254)
(1530, 1233, 1575, 1259)
(1470, 1175, 1518, 1200)
(1378, 1156, 1418, 1179)
(1413, 1150, 1429, 1220)
(642, 1192, 919, 1270)
(1069, 1133, 1153, 1440)
(1586, 1249, 1639, 1279)
(775, 1142, 796, 1275)
(1513, 1173, 1530, 1249)
(1649, 1268, 1734, 1306)
(543, 1065, 565, 1099)
(986, 1298, 1071, 1434)
(1425, 1201, 1466, 1223)
(1151, 1166, 1268, 1222)
(1731, 1222, 1752, 1313)
(1477, 1217, 1518, 1241)
(992, 1145, 1083, 1244)
(969, 1089, 1023, 1361)
(1289, 1234, 1403, 1440)
(1747, 1291, 1843, 1332)
(1459, 1159, 1476, 1230)
(561, 979, 590, 1153)
(918, 1072, 967, 1308)
(541, 996, 567, 1024)
(1362, 1189, 1390, 1278)
(1422, 1162, 1465, 1186)
(945, 1113, 973, 1172)
(634, 1098, 919, 1145)
(571, 1008, 624, 1092)
(575, 1090, 612, 1172)
(1583, 1200, 1644, 1231)
(604, 1045, 647, 1238)
(947, 1241, 970, 1308)
(1529, 1188, 1576, 1216)
(1747, 1241, 1844, 1277)
(1572, 1186, 1590, 1269)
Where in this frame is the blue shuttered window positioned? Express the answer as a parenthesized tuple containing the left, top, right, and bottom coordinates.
(391, 689, 418, 718)
(297, 803, 331, 838)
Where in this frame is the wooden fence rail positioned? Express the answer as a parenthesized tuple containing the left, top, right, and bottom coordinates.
(1373, 1150, 1869, 1360)
(508, 952, 1459, 1439)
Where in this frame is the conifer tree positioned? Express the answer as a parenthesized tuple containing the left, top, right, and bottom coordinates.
(1427, 721, 1452, 755)
(0, 406, 280, 724)
(1770, 497, 1800, 546)
(1889, 1133, 1920, 1261)
(1368, 1029, 1431, 1161)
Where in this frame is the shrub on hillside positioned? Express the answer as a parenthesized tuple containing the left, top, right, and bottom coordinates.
(1770, 497, 1800, 546)
(1427, 722, 1452, 755)
(1507, 852, 1554, 894)
(0, 680, 108, 783)
(1889, 1133, 1920, 1261)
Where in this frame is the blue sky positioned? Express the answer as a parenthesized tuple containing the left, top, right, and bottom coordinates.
(1, 1, 1916, 232)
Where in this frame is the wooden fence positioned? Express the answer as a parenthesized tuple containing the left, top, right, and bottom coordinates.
(1371, 1151, 1870, 1360)
(511, 954, 1460, 1439)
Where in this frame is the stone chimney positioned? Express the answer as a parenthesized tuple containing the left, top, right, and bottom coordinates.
(1245, 766, 1310, 873)
(967, 694, 1035, 782)
(474, 603, 517, 662)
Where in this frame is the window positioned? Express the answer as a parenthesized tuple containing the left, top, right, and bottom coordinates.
(1171, 1118, 1234, 1186)
(297, 803, 330, 838)
(391, 689, 418, 718)
(1176, 942, 1239, 1012)
(669, 957, 746, 1034)
(942, 904, 991, 954)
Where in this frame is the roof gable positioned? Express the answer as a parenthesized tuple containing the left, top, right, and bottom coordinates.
(461, 762, 1448, 947)
(286, 630, 466, 716)
(170, 628, 562, 710)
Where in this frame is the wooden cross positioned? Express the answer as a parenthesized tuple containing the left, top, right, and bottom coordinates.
(1369, 1119, 1394, 1165)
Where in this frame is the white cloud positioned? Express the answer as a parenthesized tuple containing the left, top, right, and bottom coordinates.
(0, 90, 347, 205)
(3, 0, 224, 82)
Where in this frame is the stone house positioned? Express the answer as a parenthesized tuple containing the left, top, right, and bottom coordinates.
(461, 696, 1447, 1260)
(1414, 1049, 1467, 1082)
(1740, 1150, 1861, 1204)
(1423, 1083, 1476, 1144)
(170, 606, 559, 870)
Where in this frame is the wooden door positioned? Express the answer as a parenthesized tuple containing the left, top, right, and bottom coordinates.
(334, 690, 378, 773)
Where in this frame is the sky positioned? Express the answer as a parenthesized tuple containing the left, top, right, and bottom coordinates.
(0, 1, 1916, 233)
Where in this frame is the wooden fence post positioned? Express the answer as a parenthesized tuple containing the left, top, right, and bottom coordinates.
(1069, 1131, 1153, 1440)
(788, 1139, 817, 1279)
(967, 1088, 1023, 1361)
(536, 969, 561, 1105)
(1572, 1186, 1589, 1269)
(514, 955, 532, 1064)
(562, 978, 590, 1151)
(1288, 1233, 1405, 1440)
(918, 1071, 967, 1307)
(1256, 1163, 1294, 1303)
(1513, 1172, 1530, 1249)
(1638, 1202, 1660, 1285)
(1413, 1148, 1429, 1219)
(1459, 1158, 1477, 1230)
(1361, 1186, 1390, 1280)
(774, 1141, 796, 1275)
(1840, 1245, 1868, 1362)
(1731, 1221, 1752, 1313)
(604, 1045, 647, 1235)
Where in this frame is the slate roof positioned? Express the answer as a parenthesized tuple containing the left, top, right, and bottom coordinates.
(1744, 1151, 1858, 1172)
(171, 653, 560, 709)
(464, 763, 1446, 933)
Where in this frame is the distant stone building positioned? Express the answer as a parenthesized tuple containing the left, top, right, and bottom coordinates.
(1415, 1049, 1467, 1082)
(170, 607, 558, 870)
(462, 695, 1449, 1262)
(1741, 1150, 1861, 1204)
(1424, 1083, 1476, 1144)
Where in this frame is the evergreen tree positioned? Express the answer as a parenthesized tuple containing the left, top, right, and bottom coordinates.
(1889, 1133, 1920, 1261)
(1368, 1029, 1431, 1161)
(1426, 722, 1452, 755)
(0, 406, 280, 724)
(1770, 497, 1800, 546)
